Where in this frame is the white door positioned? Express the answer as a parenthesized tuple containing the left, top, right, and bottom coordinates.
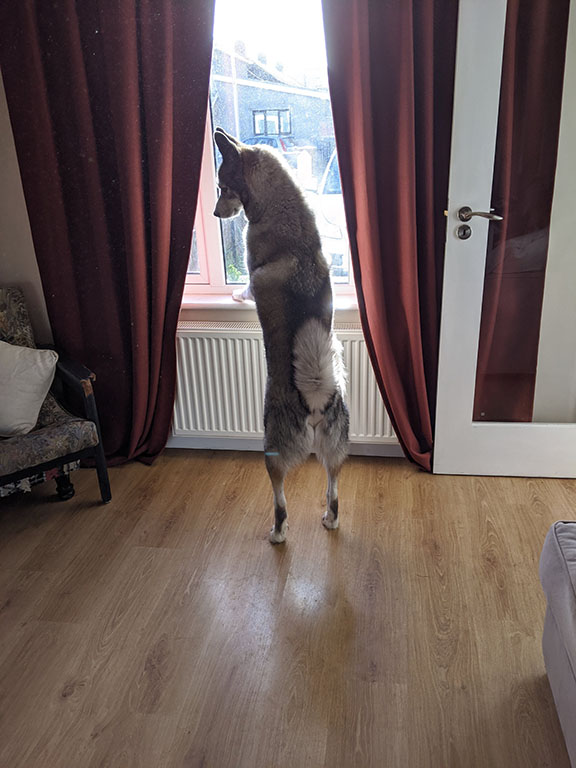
(435, 0, 576, 477)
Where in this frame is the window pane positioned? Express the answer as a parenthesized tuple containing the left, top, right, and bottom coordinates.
(211, 0, 351, 285)
(253, 111, 265, 135)
(188, 228, 199, 273)
(265, 111, 279, 135)
(279, 109, 291, 134)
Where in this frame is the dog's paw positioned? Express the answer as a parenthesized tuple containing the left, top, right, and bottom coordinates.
(322, 513, 339, 530)
(269, 523, 287, 544)
(232, 284, 254, 303)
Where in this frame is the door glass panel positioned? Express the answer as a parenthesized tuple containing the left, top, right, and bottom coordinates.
(473, 0, 574, 422)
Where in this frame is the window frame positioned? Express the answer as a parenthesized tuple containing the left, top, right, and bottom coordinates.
(185, 112, 227, 292)
(184, 109, 356, 299)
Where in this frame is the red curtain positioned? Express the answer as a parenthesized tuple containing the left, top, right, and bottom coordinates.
(0, 0, 214, 463)
(322, 0, 458, 471)
(473, 0, 570, 422)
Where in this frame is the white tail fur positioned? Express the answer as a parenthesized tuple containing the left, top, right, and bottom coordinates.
(292, 318, 346, 415)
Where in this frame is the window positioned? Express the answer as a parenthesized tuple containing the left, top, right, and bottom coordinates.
(186, 0, 353, 296)
(188, 230, 199, 274)
(253, 109, 291, 136)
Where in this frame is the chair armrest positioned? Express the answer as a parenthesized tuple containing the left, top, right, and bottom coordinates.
(56, 357, 96, 397)
(39, 348, 105, 457)
(52, 355, 104, 449)
(38, 345, 96, 399)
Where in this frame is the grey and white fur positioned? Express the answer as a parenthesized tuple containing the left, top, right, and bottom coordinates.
(213, 128, 349, 543)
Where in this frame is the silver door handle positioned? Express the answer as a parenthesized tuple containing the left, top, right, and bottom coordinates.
(458, 206, 503, 222)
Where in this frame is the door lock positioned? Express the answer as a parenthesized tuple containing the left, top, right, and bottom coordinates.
(457, 224, 472, 240)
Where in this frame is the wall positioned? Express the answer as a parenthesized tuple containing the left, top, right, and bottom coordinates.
(0, 69, 52, 343)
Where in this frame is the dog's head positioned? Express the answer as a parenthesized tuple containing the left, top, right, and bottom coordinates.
(213, 128, 249, 219)
(213, 128, 293, 220)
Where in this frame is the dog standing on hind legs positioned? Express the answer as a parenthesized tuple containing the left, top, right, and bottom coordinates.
(213, 128, 349, 543)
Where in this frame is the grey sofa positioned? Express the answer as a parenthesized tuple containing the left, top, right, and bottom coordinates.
(540, 521, 576, 766)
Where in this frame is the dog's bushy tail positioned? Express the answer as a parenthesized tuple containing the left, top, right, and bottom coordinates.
(292, 318, 346, 414)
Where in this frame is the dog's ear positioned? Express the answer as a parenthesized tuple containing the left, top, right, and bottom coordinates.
(215, 127, 241, 146)
(214, 128, 241, 163)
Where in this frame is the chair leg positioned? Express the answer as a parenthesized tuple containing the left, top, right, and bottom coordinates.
(94, 442, 111, 503)
(83, 387, 112, 504)
(56, 474, 75, 501)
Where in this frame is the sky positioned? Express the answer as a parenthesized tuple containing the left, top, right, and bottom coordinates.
(213, 0, 329, 85)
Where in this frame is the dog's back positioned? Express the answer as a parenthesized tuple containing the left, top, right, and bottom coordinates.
(213, 128, 349, 542)
(243, 146, 334, 382)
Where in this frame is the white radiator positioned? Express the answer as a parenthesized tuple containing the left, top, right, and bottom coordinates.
(168, 321, 401, 456)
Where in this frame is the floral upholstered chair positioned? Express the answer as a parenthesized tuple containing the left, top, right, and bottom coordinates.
(0, 287, 111, 502)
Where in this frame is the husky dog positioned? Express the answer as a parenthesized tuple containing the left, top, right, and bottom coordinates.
(213, 128, 349, 543)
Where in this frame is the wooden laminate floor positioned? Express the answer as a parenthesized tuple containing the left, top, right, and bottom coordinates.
(0, 450, 572, 768)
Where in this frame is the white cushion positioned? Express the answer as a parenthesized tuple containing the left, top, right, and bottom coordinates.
(0, 341, 58, 437)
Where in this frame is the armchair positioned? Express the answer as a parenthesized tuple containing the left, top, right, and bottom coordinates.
(0, 287, 111, 503)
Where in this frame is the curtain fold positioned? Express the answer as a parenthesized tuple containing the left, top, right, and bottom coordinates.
(322, 0, 458, 471)
(0, 0, 215, 463)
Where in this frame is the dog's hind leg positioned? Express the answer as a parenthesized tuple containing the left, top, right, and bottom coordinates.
(314, 393, 349, 531)
(322, 465, 341, 530)
(265, 454, 288, 544)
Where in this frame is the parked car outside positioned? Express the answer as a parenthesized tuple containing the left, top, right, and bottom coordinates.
(242, 136, 315, 169)
(236, 142, 351, 282)
(307, 149, 351, 281)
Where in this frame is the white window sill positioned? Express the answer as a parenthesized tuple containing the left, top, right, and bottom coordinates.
(180, 291, 360, 324)
(181, 292, 359, 312)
